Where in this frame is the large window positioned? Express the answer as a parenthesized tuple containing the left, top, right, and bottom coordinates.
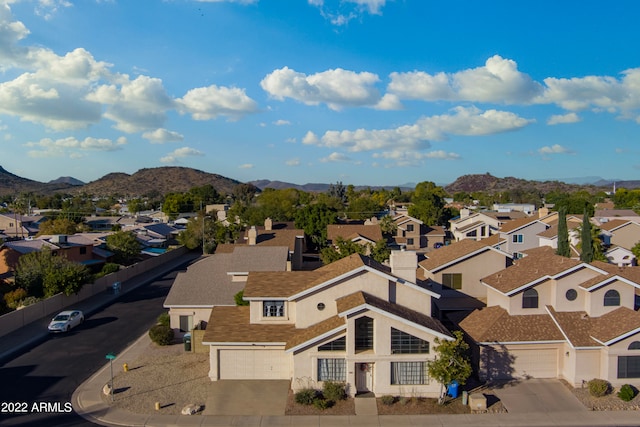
(604, 290, 620, 307)
(318, 337, 346, 351)
(442, 273, 462, 290)
(391, 328, 429, 354)
(407, 224, 414, 232)
(618, 356, 640, 378)
(391, 362, 429, 385)
(355, 316, 374, 351)
(318, 358, 346, 381)
(263, 300, 285, 317)
(522, 289, 539, 309)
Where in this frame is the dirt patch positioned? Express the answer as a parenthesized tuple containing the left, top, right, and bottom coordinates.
(284, 390, 355, 415)
(376, 392, 505, 415)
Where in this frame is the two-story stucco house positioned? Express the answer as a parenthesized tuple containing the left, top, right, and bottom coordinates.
(391, 213, 445, 251)
(600, 220, 640, 251)
(458, 246, 640, 387)
(202, 251, 454, 397)
(449, 209, 529, 242)
(326, 223, 383, 255)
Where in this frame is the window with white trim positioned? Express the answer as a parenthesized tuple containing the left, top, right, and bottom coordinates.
(317, 358, 346, 381)
(263, 300, 285, 317)
(391, 361, 429, 385)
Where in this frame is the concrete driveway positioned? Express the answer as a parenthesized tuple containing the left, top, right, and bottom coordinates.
(493, 379, 588, 413)
(204, 380, 290, 415)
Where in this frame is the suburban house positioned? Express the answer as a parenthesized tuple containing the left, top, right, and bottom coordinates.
(202, 251, 455, 398)
(326, 223, 383, 254)
(238, 219, 305, 270)
(536, 215, 583, 252)
(0, 239, 59, 278)
(599, 220, 640, 251)
(418, 239, 513, 316)
(593, 209, 640, 226)
(449, 209, 528, 242)
(497, 216, 552, 258)
(392, 212, 446, 251)
(163, 245, 290, 334)
(0, 213, 45, 238)
(604, 246, 637, 267)
(457, 246, 640, 387)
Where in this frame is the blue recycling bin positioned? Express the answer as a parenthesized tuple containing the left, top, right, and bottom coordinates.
(447, 380, 459, 398)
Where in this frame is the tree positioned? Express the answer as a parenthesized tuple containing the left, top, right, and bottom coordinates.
(580, 212, 594, 263)
(556, 207, 570, 257)
(408, 181, 450, 225)
(36, 218, 78, 236)
(632, 241, 640, 259)
(178, 214, 222, 253)
(294, 203, 338, 248)
(379, 215, 397, 237)
(106, 231, 141, 264)
(369, 239, 391, 264)
(320, 237, 364, 264)
(15, 248, 91, 297)
(427, 330, 472, 404)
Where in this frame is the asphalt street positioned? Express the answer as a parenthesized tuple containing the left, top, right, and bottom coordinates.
(0, 266, 188, 427)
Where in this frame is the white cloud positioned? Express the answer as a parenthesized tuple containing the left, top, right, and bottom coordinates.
(308, 0, 388, 26)
(320, 152, 352, 162)
(285, 158, 300, 166)
(388, 55, 543, 104)
(273, 119, 291, 126)
(34, 0, 71, 21)
(261, 66, 380, 110)
(238, 163, 254, 169)
(142, 128, 184, 143)
(25, 135, 126, 157)
(160, 146, 204, 164)
(538, 144, 574, 155)
(547, 112, 580, 125)
(374, 93, 403, 110)
(305, 106, 533, 153)
(177, 84, 258, 121)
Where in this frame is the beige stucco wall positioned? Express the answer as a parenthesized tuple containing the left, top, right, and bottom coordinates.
(552, 267, 598, 311)
(507, 281, 554, 316)
(291, 312, 443, 397)
(249, 300, 294, 324)
(563, 348, 601, 387)
(611, 223, 640, 250)
(503, 222, 548, 256)
(429, 250, 509, 299)
(601, 333, 640, 387)
(585, 280, 635, 317)
(168, 307, 212, 332)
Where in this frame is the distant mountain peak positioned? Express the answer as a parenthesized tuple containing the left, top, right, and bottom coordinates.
(48, 176, 85, 186)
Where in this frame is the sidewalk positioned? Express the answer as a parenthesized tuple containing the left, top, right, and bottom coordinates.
(0, 250, 201, 365)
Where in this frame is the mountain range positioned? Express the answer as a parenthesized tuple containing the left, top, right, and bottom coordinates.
(1, 165, 638, 198)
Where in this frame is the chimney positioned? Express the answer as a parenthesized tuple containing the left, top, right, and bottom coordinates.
(390, 250, 417, 283)
(538, 207, 549, 218)
(264, 217, 273, 231)
(460, 208, 470, 218)
(248, 226, 257, 245)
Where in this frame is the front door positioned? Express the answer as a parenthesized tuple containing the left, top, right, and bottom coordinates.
(356, 363, 373, 393)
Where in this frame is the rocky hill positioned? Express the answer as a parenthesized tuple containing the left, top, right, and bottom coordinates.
(444, 173, 602, 194)
(0, 166, 76, 196)
(76, 167, 242, 197)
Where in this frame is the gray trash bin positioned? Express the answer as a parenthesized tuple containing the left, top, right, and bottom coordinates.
(183, 333, 192, 352)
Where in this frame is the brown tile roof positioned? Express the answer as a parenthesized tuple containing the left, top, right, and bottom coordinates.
(336, 291, 452, 338)
(482, 246, 583, 294)
(456, 221, 485, 233)
(590, 262, 640, 284)
(459, 306, 564, 343)
(499, 216, 545, 234)
(327, 224, 382, 243)
(482, 234, 505, 246)
(203, 306, 296, 344)
(243, 253, 390, 298)
(240, 226, 304, 251)
(546, 307, 600, 347)
(419, 239, 498, 271)
(599, 219, 638, 232)
(590, 307, 640, 344)
(425, 226, 446, 236)
(285, 315, 345, 350)
(481, 211, 529, 221)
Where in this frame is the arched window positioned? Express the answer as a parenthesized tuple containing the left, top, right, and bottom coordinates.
(522, 289, 539, 309)
(604, 290, 620, 307)
(628, 341, 640, 350)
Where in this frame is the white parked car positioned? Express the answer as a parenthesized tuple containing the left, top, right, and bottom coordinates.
(48, 310, 84, 333)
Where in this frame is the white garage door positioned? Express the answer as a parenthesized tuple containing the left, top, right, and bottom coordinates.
(511, 349, 558, 378)
(219, 350, 290, 380)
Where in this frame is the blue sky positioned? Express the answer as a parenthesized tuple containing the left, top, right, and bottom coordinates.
(1, 0, 639, 187)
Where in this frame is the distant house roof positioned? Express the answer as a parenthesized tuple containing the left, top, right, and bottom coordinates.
(327, 224, 383, 244)
(141, 223, 179, 237)
(1, 239, 58, 254)
(499, 217, 548, 234)
(419, 239, 508, 272)
(240, 223, 304, 252)
(599, 219, 639, 232)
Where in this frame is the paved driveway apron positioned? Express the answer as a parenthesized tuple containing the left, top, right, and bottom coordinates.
(204, 380, 290, 415)
(493, 379, 588, 413)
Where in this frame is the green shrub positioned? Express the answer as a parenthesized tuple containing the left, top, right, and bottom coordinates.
(148, 324, 174, 346)
(588, 378, 611, 397)
(618, 384, 637, 402)
(322, 381, 346, 402)
(294, 388, 317, 405)
(381, 395, 395, 405)
(313, 398, 332, 410)
(95, 263, 120, 279)
(234, 290, 249, 306)
(3, 288, 28, 309)
(399, 396, 411, 405)
(157, 312, 170, 327)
